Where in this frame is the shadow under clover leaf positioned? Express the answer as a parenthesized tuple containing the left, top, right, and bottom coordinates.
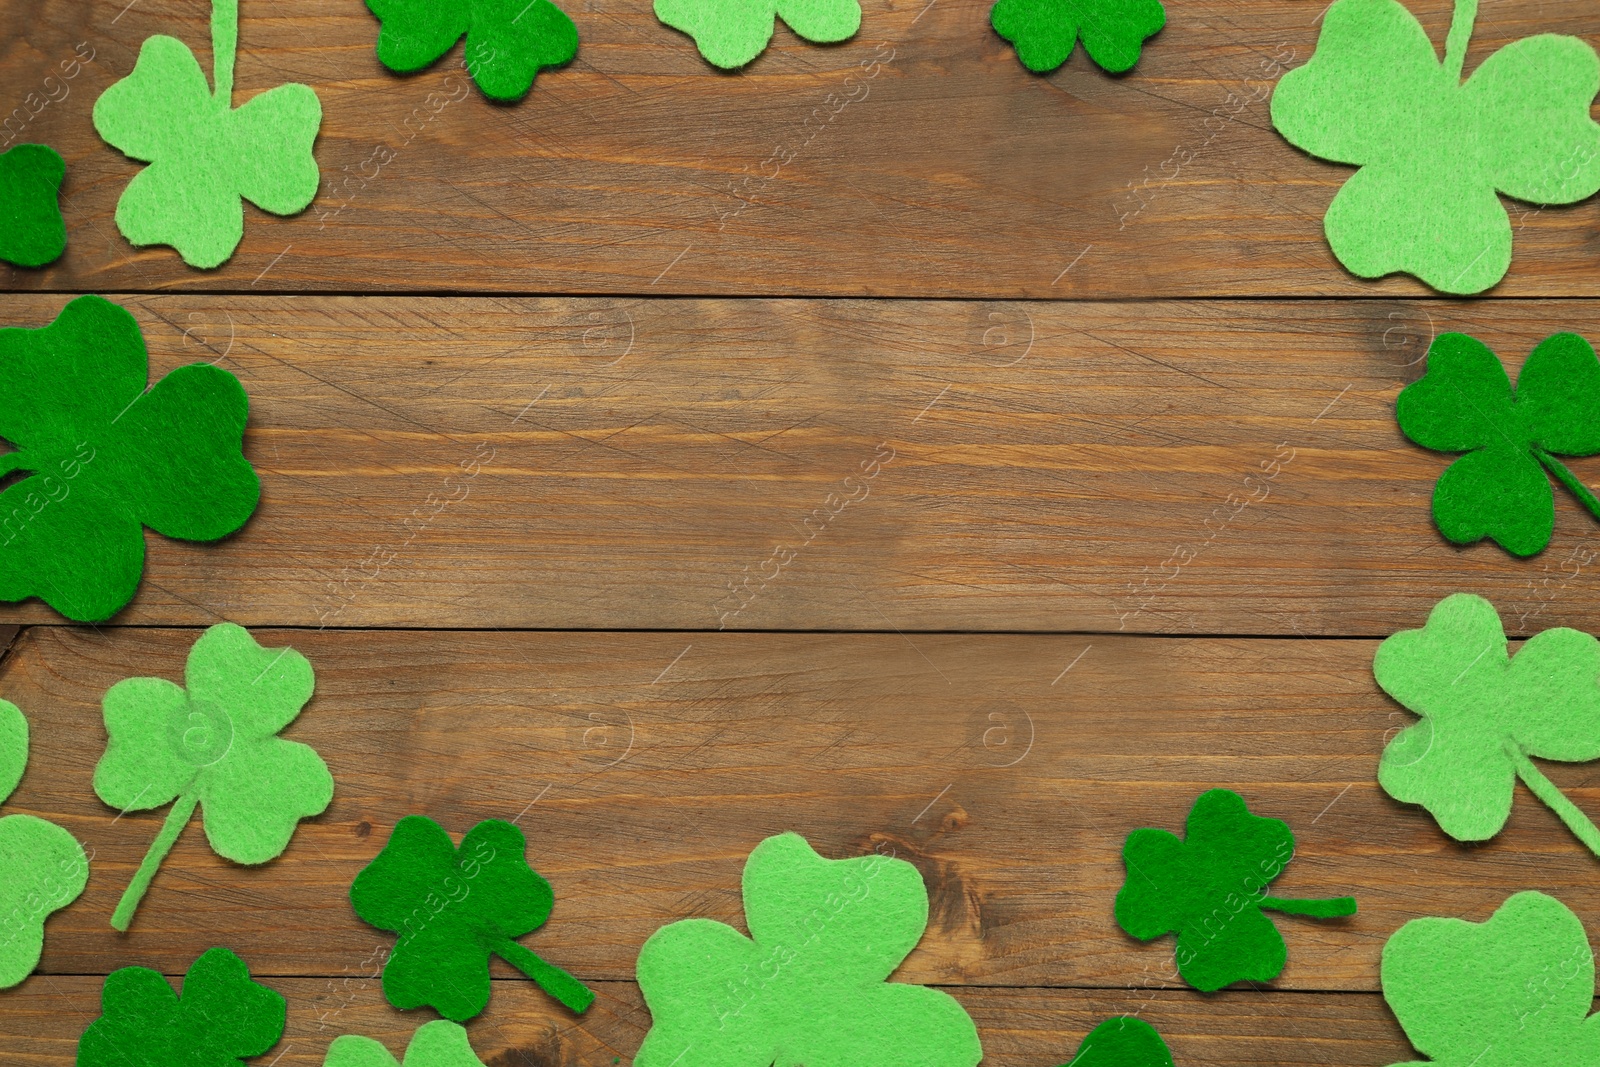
(1115, 789, 1356, 992)
(95, 624, 332, 931)
(350, 815, 593, 1021)
(1382, 892, 1600, 1066)
(1397, 331, 1600, 558)
(1376, 593, 1600, 860)
(0, 295, 260, 622)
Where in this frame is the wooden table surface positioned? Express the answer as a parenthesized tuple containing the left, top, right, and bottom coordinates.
(6, 0, 1600, 1063)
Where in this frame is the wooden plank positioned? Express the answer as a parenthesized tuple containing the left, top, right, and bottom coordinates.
(0, 981, 1412, 1067)
(1, 294, 1598, 634)
(5, 0, 1600, 297)
(11, 626, 1600, 992)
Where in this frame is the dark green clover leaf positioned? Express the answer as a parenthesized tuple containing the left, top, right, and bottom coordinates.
(367, 0, 579, 102)
(76, 947, 285, 1067)
(351, 815, 593, 1020)
(1397, 332, 1600, 557)
(1115, 789, 1357, 992)
(1062, 1018, 1175, 1067)
(0, 296, 260, 622)
(991, 0, 1165, 74)
(0, 144, 66, 268)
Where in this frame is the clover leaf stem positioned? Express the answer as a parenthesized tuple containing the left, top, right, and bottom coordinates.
(1443, 0, 1478, 82)
(1507, 743, 1600, 860)
(493, 937, 595, 1013)
(111, 791, 198, 931)
(211, 0, 237, 107)
(1534, 449, 1600, 525)
(1258, 895, 1358, 919)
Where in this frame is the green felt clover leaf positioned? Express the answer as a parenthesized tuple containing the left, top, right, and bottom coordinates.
(77, 947, 285, 1067)
(0, 295, 259, 622)
(0, 699, 89, 990)
(0, 144, 67, 268)
(1270, 0, 1600, 295)
(367, 0, 579, 102)
(1115, 789, 1357, 992)
(634, 832, 983, 1067)
(93, 0, 321, 269)
(1063, 1018, 1175, 1067)
(990, 0, 1165, 75)
(350, 815, 593, 1021)
(1381, 892, 1600, 1066)
(95, 624, 332, 931)
(1397, 332, 1600, 558)
(324, 1021, 487, 1067)
(655, 0, 860, 70)
(1376, 593, 1600, 861)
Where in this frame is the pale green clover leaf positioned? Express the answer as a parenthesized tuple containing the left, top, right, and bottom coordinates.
(655, 0, 861, 70)
(95, 624, 333, 930)
(324, 1021, 487, 1067)
(93, 0, 321, 269)
(1271, 0, 1600, 295)
(635, 832, 983, 1067)
(1382, 892, 1600, 1066)
(0, 699, 89, 989)
(1376, 593, 1600, 859)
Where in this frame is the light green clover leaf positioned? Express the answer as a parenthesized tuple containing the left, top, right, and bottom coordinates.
(1376, 593, 1600, 859)
(95, 624, 333, 931)
(324, 1021, 487, 1067)
(0, 699, 89, 988)
(1381, 892, 1600, 1066)
(1270, 0, 1600, 294)
(93, 0, 321, 269)
(634, 832, 983, 1067)
(655, 0, 861, 70)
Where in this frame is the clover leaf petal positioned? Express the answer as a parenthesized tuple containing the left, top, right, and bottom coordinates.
(94, 625, 332, 931)
(1398, 331, 1600, 557)
(1381, 892, 1600, 1066)
(990, 0, 1165, 75)
(324, 1021, 488, 1067)
(1376, 594, 1600, 860)
(77, 947, 285, 1067)
(350, 815, 592, 1021)
(93, 0, 321, 269)
(0, 143, 66, 268)
(655, 0, 859, 70)
(634, 832, 983, 1067)
(1115, 789, 1356, 992)
(0, 699, 89, 990)
(1061, 1018, 1175, 1067)
(367, 0, 578, 102)
(0, 296, 259, 621)
(1271, 0, 1600, 295)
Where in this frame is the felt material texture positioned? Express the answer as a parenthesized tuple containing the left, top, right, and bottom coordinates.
(367, 0, 579, 102)
(1064, 1018, 1175, 1067)
(634, 832, 984, 1067)
(76, 946, 285, 1067)
(350, 815, 593, 1020)
(1270, 0, 1600, 295)
(0, 294, 259, 622)
(93, 0, 321, 269)
(0, 699, 89, 989)
(655, 0, 860, 69)
(0, 144, 67, 268)
(94, 624, 331, 931)
(1397, 331, 1600, 558)
(1115, 789, 1357, 992)
(324, 1021, 486, 1067)
(990, 0, 1165, 74)
(1375, 593, 1600, 860)
(1381, 891, 1600, 1065)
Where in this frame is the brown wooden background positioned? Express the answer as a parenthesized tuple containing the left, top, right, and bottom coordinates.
(6, 0, 1600, 1063)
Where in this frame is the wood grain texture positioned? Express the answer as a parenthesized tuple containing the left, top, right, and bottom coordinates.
(1, 981, 1414, 1067)
(3, 294, 1599, 634)
(4, 0, 1600, 297)
(11, 626, 1600, 993)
